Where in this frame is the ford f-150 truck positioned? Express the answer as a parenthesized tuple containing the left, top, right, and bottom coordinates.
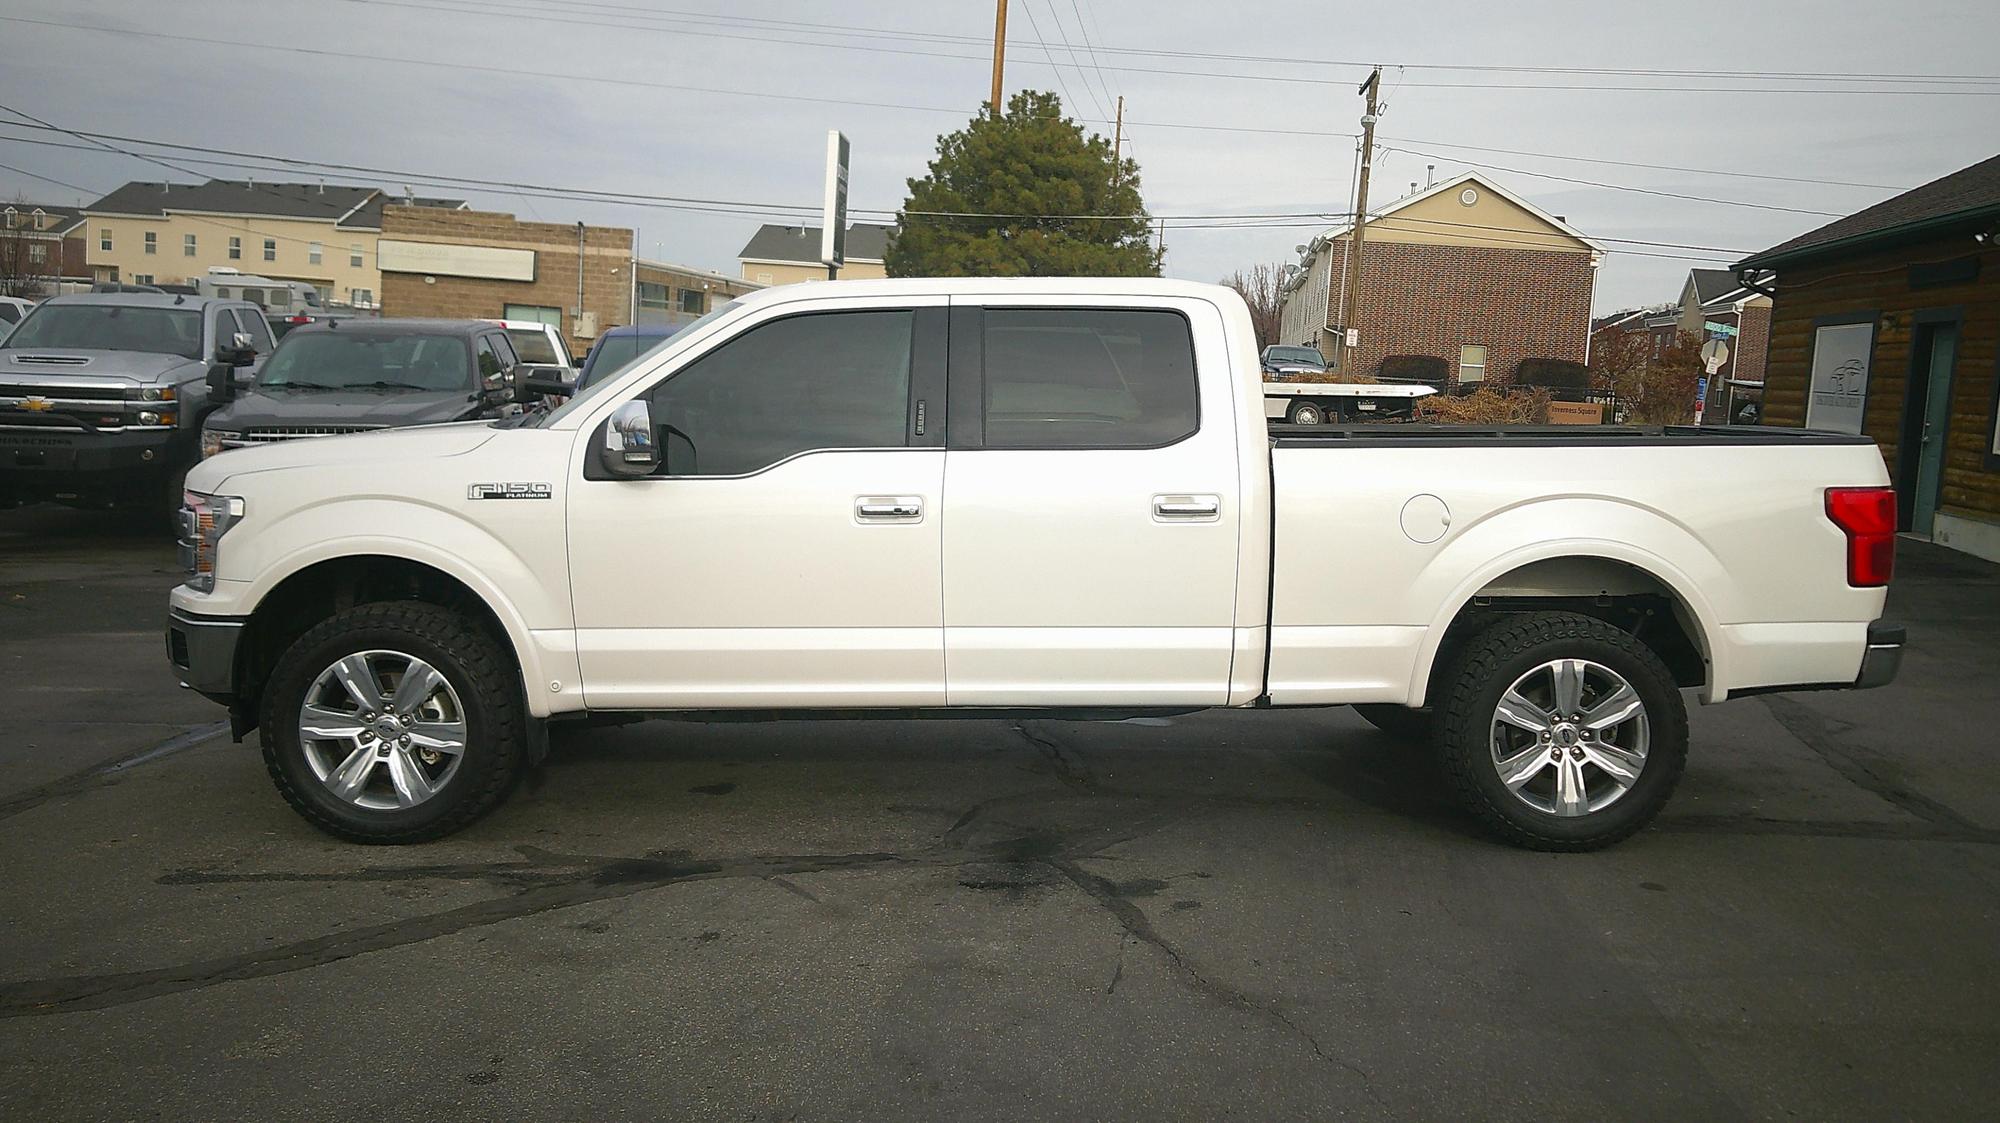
(166, 279, 1904, 850)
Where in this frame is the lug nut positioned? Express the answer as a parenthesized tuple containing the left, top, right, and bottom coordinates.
(399, 735, 411, 747)
(362, 711, 376, 722)
(399, 713, 414, 726)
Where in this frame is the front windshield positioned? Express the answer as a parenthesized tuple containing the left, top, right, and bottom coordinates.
(2, 304, 203, 360)
(534, 301, 739, 427)
(1267, 346, 1325, 367)
(260, 332, 472, 391)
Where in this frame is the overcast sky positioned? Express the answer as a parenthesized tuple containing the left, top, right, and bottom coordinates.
(1, 0, 1995, 311)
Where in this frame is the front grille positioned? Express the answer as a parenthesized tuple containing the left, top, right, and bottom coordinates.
(0, 383, 126, 402)
(8, 354, 91, 366)
(239, 425, 384, 442)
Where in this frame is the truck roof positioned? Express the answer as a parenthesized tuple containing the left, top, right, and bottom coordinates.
(731, 276, 1233, 313)
(43, 292, 244, 310)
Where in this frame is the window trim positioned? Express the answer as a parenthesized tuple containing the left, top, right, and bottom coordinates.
(583, 305, 942, 481)
(262, 238, 277, 262)
(1458, 344, 1488, 385)
(946, 304, 1202, 453)
(143, 231, 157, 255)
(307, 241, 322, 265)
(228, 236, 242, 260)
(183, 232, 197, 257)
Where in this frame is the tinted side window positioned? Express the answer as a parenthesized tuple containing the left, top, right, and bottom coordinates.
(487, 332, 519, 368)
(981, 309, 1198, 449)
(474, 336, 503, 379)
(645, 310, 912, 476)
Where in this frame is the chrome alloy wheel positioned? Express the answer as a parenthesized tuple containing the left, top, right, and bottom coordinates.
(1489, 658, 1650, 818)
(297, 650, 467, 811)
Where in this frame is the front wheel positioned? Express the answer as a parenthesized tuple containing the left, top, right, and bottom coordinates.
(1287, 400, 1325, 425)
(260, 602, 526, 843)
(1432, 612, 1686, 851)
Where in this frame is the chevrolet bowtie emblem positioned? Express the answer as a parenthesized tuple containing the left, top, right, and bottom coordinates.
(19, 396, 53, 412)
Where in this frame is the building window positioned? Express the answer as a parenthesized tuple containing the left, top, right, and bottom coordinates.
(678, 288, 705, 315)
(307, 242, 322, 265)
(228, 236, 242, 260)
(263, 239, 277, 262)
(144, 231, 157, 255)
(99, 228, 111, 252)
(636, 281, 669, 309)
(28, 243, 46, 263)
(756, 272, 773, 285)
(349, 244, 363, 267)
(504, 304, 562, 328)
(350, 288, 373, 307)
(132, 273, 153, 285)
(1458, 344, 1487, 384)
(183, 233, 197, 257)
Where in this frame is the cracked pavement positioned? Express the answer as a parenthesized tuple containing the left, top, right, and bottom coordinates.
(3, 505, 1998, 1120)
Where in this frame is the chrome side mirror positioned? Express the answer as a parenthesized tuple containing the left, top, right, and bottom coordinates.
(599, 399, 656, 478)
(232, 331, 254, 350)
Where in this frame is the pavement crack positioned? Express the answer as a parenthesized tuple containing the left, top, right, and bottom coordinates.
(1014, 721, 1097, 792)
(0, 721, 228, 822)
(1046, 856, 1382, 1105)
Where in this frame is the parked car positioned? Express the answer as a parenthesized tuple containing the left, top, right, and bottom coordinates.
(1, 291, 268, 516)
(485, 319, 574, 374)
(1260, 344, 1328, 376)
(167, 278, 1902, 851)
(200, 319, 525, 458)
(0, 295, 35, 330)
(574, 322, 683, 391)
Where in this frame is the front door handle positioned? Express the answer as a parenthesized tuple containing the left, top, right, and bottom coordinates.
(856, 496, 924, 523)
(1153, 494, 1221, 521)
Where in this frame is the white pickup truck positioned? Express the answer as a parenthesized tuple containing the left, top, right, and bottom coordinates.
(167, 279, 1904, 851)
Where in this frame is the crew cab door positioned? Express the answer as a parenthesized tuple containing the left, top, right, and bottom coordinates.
(941, 299, 1242, 706)
(566, 297, 948, 708)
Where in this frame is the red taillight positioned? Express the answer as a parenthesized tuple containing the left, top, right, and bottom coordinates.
(1826, 487, 1896, 587)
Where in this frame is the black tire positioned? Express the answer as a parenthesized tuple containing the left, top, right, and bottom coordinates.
(1353, 704, 1432, 743)
(260, 602, 526, 843)
(1287, 400, 1325, 425)
(157, 459, 192, 534)
(1432, 611, 1687, 851)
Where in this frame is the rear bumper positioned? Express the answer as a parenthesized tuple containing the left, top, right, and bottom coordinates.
(166, 606, 244, 703)
(1853, 620, 1904, 690)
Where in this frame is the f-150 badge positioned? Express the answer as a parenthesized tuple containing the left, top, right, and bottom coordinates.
(467, 483, 551, 500)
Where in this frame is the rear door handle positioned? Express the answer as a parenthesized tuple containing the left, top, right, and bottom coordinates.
(1153, 494, 1221, 521)
(856, 496, 924, 523)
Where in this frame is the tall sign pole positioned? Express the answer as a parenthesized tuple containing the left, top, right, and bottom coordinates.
(990, 0, 1009, 118)
(1339, 66, 1381, 371)
(820, 130, 849, 281)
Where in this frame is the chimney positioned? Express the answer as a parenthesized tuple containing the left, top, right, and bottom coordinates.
(317, 178, 325, 194)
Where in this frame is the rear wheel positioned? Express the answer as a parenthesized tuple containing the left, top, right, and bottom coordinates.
(260, 602, 526, 843)
(1287, 400, 1325, 425)
(1432, 612, 1686, 851)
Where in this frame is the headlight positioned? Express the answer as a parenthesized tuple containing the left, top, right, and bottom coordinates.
(138, 386, 175, 402)
(201, 430, 242, 458)
(179, 491, 246, 593)
(137, 410, 161, 426)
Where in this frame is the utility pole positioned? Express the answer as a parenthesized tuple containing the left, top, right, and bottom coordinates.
(990, 0, 1008, 118)
(1338, 66, 1381, 372)
(1111, 94, 1124, 188)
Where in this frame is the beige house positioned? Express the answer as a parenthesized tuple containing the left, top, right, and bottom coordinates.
(635, 259, 763, 327)
(82, 180, 464, 308)
(737, 222, 892, 285)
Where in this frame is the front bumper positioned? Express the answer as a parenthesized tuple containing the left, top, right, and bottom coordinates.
(0, 425, 181, 474)
(166, 606, 245, 702)
(1854, 620, 1904, 690)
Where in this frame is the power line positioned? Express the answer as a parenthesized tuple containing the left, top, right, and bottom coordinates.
(1377, 142, 1844, 216)
(1015, 0, 1085, 115)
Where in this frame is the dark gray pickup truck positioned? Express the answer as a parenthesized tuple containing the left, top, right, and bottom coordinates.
(0, 292, 269, 515)
(200, 319, 526, 459)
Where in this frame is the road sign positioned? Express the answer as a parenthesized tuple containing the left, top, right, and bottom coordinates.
(1701, 338, 1730, 374)
(1703, 320, 1739, 337)
(820, 130, 849, 276)
(1693, 374, 1710, 426)
(1344, 328, 1359, 348)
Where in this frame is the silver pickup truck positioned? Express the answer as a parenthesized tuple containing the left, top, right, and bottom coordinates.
(0, 292, 268, 519)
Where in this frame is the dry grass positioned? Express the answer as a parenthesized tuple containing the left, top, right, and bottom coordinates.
(1265, 370, 1379, 385)
(1414, 387, 1551, 425)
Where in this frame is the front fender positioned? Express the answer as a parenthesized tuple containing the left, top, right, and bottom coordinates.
(1405, 496, 1729, 705)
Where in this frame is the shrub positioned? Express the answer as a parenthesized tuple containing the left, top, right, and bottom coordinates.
(1515, 358, 1590, 389)
(1378, 354, 1449, 384)
(1415, 386, 1550, 425)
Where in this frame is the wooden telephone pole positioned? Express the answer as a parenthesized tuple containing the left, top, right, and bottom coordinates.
(990, 0, 1008, 117)
(1111, 95, 1124, 188)
(1338, 67, 1382, 370)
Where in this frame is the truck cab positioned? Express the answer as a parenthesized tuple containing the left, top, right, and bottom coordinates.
(1, 292, 269, 515)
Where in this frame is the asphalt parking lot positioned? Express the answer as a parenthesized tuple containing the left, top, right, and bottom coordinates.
(2, 505, 1997, 1121)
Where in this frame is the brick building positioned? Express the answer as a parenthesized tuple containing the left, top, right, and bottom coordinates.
(1, 202, 88, 297)
(378, 205, 634, 355)
(1277, 172, 1601, 384)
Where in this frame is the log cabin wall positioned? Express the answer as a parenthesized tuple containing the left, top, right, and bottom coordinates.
(1762, 235, 2000, 529)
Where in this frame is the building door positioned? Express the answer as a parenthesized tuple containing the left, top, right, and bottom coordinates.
(1901, 320, 1959, 536)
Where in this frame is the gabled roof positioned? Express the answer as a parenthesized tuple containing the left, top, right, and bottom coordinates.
(1737, 152, 2000, 269)
(1, 201, 85, 234)
(1685, 268, 1740, 305)
(82, 180, 465, 229)
(1309, 171, 1608, 254)
(738, 222, 894, 265)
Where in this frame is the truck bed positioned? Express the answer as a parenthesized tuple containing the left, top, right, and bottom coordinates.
(1269, 423, 1876, 447)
